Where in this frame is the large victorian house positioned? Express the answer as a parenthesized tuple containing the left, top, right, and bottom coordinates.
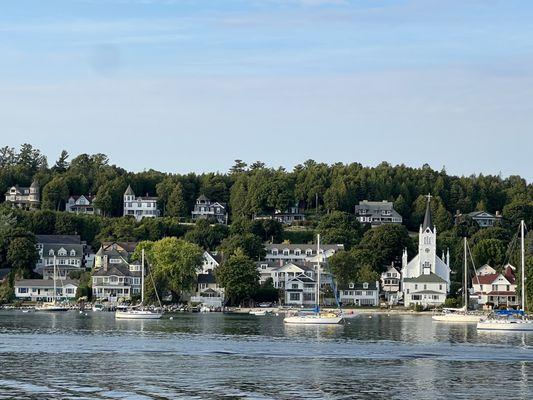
(66, 195, 100, 215)
(401, 196, 450, 307)
(4, 180, 40, 210)
(123, 185, 159, 221)
(191, 195, 228, 224)
(471, 264, 518, 309)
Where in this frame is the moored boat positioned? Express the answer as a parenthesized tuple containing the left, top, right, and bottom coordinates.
(115, 249, 163, 320)
(283, 235, 344, 325)
(477, 221, 533, 331)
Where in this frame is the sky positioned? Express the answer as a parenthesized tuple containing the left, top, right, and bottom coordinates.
(0, 0, 532, 180)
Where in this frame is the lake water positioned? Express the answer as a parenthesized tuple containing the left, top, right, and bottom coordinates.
(0, 311, 532, 399)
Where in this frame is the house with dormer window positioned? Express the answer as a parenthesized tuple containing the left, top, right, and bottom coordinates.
(338, 281, 380, 306)
(34, 235, 86, 278)
(92, 261, 142, 302)
(66, 195, 101, 215)
(355, 200, 402, 227)
(471, 264, 517, 308)
(191, 195, 228, 224)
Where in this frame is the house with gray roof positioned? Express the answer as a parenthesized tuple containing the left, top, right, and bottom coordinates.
(354, 200, 402, 227)
(338, 281, 380, 306)
(94, 242, 138, 271)
(4, 180, 40, 210)
(264, 243, 344, 265)
(66, 195, 101, 215)
(34, 235, 86, 278)
(284, 273, 317, 307)
(191, 195, 228, 224)
(123, 185, 159, 221)
(190, 271, 224, 308)
(92, 262, 141, 302)
(14, 279, 79, 302)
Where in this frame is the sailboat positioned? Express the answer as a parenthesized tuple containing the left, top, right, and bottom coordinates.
(477, 220, 533, 331)
(283, 235, 344, 325)
(115, 249, 163, 320)
(432, 238, 482, 323)
(35, 255, 69, 312)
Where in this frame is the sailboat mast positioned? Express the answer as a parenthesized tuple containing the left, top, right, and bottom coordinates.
(53, 255, 57, 304)
(141, 249, 145, 305)
(317, 234, 321, 310)
(464, 237, 468, 309)
(521, 220, 525, 311)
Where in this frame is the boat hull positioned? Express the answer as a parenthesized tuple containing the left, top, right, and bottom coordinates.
(284, 315, 343, 325)
(115, 311, 163, 320)
(34, 307, 69, 312)
(432, 314, 482, 323)
(477, 321, 533, 331)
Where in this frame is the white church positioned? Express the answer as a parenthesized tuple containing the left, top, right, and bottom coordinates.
(401, 195, 450, 307)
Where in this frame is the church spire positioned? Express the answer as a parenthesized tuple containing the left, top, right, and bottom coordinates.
(422, 193, 434, 231)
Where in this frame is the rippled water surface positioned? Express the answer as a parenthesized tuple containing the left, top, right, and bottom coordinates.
(0, 311, 532, 399)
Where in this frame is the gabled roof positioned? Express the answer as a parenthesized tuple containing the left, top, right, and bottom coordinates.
(36, 235, 81, 245)
(467, 211, 497, 219)
(339, 281, 378, 290)
(204, 251, 221, 264)
(404, 272, 446, 284)
(288, 273, 315, 283)
(14, 279, 79, 288)
(124, 185, 135, 196)
(93, 264, 140, 277)
(198, 273, 217, 284)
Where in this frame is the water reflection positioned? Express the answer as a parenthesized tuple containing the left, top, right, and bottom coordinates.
(0, 311, 532, 399)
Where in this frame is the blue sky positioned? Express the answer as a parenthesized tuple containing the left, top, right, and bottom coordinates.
(0, 0, 532, 180)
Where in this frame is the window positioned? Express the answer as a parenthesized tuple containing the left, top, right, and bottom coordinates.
(289, 293, 300, 301)
(439, 285, 443, 291)
(423, 284, 427, 290)
(70, 250, 76, 256)
(294, 249, 301, 256)
(49, 250, 55, 256)
(18, 287, 28, 294)
(283, 249, 290, 256)
(506, 285, 510, 291)
(412, 295, 422, 300)
(272, 249, 278, 255)
(363, 282, 369, 289)
(349, 283, 354, 289)
(291, 284, 298, 289)
(305, 249, 313, 256)
(414, 284, 418, 290)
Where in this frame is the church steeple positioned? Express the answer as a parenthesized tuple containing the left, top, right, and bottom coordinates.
(422, 193, 434, 232)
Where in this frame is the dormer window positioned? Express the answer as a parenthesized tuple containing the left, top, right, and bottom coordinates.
(283, 249, 290, 256)
(58, 248, 67, 256)
(363, 282, 369, 289)
(70, 250, 76, 257)
(48, 249, 54, 256)
(349, 283, 354, 289)
(272, 249, 278, 255)
(305, 249, 313, 256)
(294, 249, 301, 256)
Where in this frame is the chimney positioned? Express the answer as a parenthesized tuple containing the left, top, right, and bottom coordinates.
(103, 255, 108, 272)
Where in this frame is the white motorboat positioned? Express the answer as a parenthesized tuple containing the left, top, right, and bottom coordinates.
(477, 221, 533, 331)
(249, 310, 267, 316)
(115, 249, 163, 320)
(92, 304, 104, 312)
(115, 309, 162, 319)
(432, 307, 482, 323)
(35, 255, 70, 312)
(433, 238, 483, 323)
(284, 312, 343, 325)
(283, 235, 344, 325)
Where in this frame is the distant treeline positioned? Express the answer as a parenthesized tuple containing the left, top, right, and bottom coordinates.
(1, 144, 532, 232)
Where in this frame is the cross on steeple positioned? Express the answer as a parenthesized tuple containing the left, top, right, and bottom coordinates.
(426, 193, 432, 203)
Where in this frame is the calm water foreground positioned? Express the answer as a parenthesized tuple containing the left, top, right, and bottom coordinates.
(0, 311, 532, 400)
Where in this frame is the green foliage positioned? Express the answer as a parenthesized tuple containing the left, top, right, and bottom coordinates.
(42, 176, 69, 211)
(444, 297, 460, 308)
(316, 211, 366, 249)
(253, 278, 279, 303)
(218, 233, 265, 260)
(472, 239, 507, 268)
(0, 280, 14, 304)
(166, 182, 188, 218)
(358, 224, 414, 271)
(143, 237, 204, 303)
(7, 236, 38, 276)
(215, 249, 259, 305)
(184, 219, 229, 250)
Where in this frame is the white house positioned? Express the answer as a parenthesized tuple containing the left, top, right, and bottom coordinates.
(284, 274, 317, 307)
(201, 251, 221, 274)
(264, 243, 344, 264)
(66, 195, 100, 215)
(401, 195, 450, 307)
(190, 271, 224, 308)
(471, 264, 518, 309)
(354, 200, 403, 227)
(380, 265, 401, 304)
(338, 281, 380, 306)
(14, 279, 78, 301)
(94, 242, 138, 271)
(35, 235, 86, 277)
(123, 185, 159, 221)
(4, 180, 40, 210)
(92, 262, 141, 302)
